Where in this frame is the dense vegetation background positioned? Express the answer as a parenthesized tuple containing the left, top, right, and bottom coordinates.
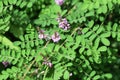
(0, 0, 120, 80)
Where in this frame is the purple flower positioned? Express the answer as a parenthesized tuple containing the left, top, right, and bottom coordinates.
(51, 32, 60, 42)
(2, 62, 9, 67)
(38, 30, 46, 39)
(57, 17, 70, 30)
(43, 61, 52, 68)
(55, 0, 64, 5)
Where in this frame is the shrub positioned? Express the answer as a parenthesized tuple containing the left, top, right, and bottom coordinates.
(0, 0, 120, 80)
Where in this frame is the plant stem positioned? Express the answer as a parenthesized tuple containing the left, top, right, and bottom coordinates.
(21, 58, 36, 80)
(43, 67, 49, 80)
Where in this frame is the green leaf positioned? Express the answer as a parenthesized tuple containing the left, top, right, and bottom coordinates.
(19, 35, 24, 41)
(88, 20, 94, 28)
(65, 42, 74, 48)
(101, 38, 110, 46)
(112, 32, 116, 38)
(63, 70, 70, 79)
(79, 47, 85, 54)
(98, 46, 107, 51)
(90, 71, 96, 77)
(82, 28, 89, 34)
(96, 27, 103, 34)
(8, 0, 14, 4)
(0, 1, 3, 13)
(81, 36, 86, 46)
(101, 0, 107, 4)
(106, 22, 112, 31)
(85, 31, 93, 37)
(85, 11, 94, 17)
(21, 42, 25, 49)
(102, 5, 107, 13)
(54, 45, 60, 52)
(89, 34, 97, 41)
(44, 78, 53, 80)
(27, 2, 33, 8)
(113, 23, 118, 31)
(61, 10, 67, 16)
(99, 16, 104, 22)
(117, 33, 120, 41)
(81, 3, 89, 10)
(88, 3, 94, 10)
(36, 55, 43, 62)
(13, 0, 17, 4)
(3, 0, 8, 5)
(85, 60, 90, 66)
(93, 75, 100, 80)
(86, 49, 92, 56)
(54, 65, 65, 80)
(72, 44, 79, 50)
(93, 25, 99, 32)
(97, 7, 102, 14)
(76, 36, 81, 44)
(66, 36, 74, 42)
(30, 40, 34, 47)
(108, 2, 113, 10)
(35, 40, 39, 46)
(100, 32, 111, 38)
(20, 1, 27, 8)
(94, 1, 100, 9)
(0, 35, 20, 50)
(94, 37, 100, 49)
(65, 63, 73, 67)
(16, 0, 22, 6)
(31, 49, 35, 56)
(22, 49, 26, 57)
(103, 73, 112, 79)
(9, 5, 13, 10)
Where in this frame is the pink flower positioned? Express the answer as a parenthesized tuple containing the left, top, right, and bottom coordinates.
(55, 0, 64, 5)
(38, 30, 46, 39)
(43, 61, 52, 68)
(57, 17, 70, 30)
(51, 32, 60, 42)
(2, 62, 9, 67)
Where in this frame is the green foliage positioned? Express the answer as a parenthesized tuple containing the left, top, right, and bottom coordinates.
(0, 0, 120, 80)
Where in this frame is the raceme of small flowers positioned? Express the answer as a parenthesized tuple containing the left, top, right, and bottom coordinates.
(55, 0, 64, 6)
(42, 59, 52, 68)
(38, 16, 70, 42)
(57, 17, 70, 30)
(38, 29, 61, 42)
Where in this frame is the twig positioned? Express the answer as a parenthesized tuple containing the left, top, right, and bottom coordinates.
(21, 58, 36, 80)
(43, 67, 49, 80)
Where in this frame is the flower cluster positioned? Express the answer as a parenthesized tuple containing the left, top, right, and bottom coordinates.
(57, 17, 70, 30)
(38, 29, 46, 39)
(42, 60, 52, 68)
(37, 28, 60, 42)
(55, 0, 64, 6)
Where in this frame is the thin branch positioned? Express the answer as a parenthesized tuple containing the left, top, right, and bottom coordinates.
(21, 58, 36, 80)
